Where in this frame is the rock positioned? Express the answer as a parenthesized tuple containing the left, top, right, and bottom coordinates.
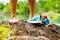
(1, 20, 60, 40)
(9, 36, 49, 40)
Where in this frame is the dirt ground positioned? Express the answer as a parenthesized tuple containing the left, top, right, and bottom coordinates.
(1, 20, 60, 40)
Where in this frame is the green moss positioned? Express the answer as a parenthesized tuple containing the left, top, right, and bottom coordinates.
(0, 25, 12, 40)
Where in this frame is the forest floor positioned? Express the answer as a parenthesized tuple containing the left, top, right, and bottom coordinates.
(1, 20, 60, 40)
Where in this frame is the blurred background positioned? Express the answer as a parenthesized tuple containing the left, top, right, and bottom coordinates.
(0, 0, 60, 24)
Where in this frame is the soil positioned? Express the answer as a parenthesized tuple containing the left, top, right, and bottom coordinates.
(1, 20, 60, 40)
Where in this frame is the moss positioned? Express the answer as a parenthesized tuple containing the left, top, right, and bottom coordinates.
(0, 25, 12, 40)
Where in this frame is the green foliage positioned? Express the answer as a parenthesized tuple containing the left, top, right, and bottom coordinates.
(0, 2, 29, 20)
(0, 25, 12, 40)
(0, 3, 4, 12)
(0, 0, 60, 22)
(38, 0, 60, 13)
(16, 2, 29, 20)
(34, 2, 42, 15)
(17, 2, 29, 15)
(3, 4, 10, 15)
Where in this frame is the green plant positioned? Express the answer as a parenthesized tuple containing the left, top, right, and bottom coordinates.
(0, 25, 12, 40)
